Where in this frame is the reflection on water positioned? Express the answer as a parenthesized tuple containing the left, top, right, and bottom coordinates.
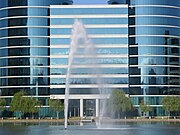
(0, 122, 180, 135)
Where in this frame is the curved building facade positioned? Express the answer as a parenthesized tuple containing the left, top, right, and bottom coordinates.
(108, 0, 129, 4)
(0, 0, 179, 117)
(109, 0, 180, 116)
(0, 0, 72, 117)
(128, 0, 180, 115)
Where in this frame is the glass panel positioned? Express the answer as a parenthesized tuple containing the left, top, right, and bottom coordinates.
(50, 48, 128, 55)
(0, 28, 49, 38)
(132, 37, 180, 45)
(133, 16, 180, 26)
(130, 66, 180, 75)
(0, 38, 49, 47)
(0, 47, 49, 56)
(50, 58, 68, 65)
(135, 7, 179, 17)
(130, 0, 180, 7)
(0, 0, 63, 7)
(83, 99, 95, 117)
(0, 58, 49, 66)
(7, 77, 49, 86)
(51, 28, 128, 35)
(50, 58, 128, 65)
(51, 18, 128, 25)
(50, 68, 128, 75)
(68, 99, 80, 117)
(130, 76, 180, 85)
(0, 67, 49, 76)
(50, 38, 128, 45)
(50, 78, 128, 84)
(0, 18, 48, 27)
(51, 8, 128, 15)
(0, 8, 49, 17)
(134, 27, 180, 36)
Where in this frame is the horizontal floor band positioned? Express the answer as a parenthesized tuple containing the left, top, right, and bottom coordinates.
(129, 5, 180, 9)
(50, 5, 128, 8)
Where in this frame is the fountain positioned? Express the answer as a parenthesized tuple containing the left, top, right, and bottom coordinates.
(64, 19, 110, 130)
(64, 19, 93, 129)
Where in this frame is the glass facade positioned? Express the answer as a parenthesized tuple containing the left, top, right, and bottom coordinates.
(0, 0, 73, 117)
(50, 5, 129, 95)
(0, 0, 180, 117)
(128, 0, 180, 116)
(0, 0, 73, 96)
(129, 0, 180, 94)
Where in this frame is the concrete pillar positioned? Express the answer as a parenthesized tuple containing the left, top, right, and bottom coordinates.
(80, 99, 83, 118)
(96, 99, 99, 117)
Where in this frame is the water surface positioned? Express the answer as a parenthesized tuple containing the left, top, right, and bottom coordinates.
(0, 122, 180, 135)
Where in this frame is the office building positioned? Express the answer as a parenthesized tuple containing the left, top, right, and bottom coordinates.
(0, 0, 179, 117)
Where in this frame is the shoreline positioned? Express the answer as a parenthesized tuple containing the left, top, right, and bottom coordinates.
(0, 118, 180, 123)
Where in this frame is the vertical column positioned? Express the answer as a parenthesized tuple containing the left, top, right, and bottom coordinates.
(96, 99, 99, 117)
(80, 99, 83, 118)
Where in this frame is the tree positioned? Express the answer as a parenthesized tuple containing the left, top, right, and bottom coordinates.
(162, 96, 180, 117)
(0, 98, 6, 117)
(11, 92, 41, 119)
(23, 97, 41, 118)
(108, 90, 133, 118)
(29, 98, 41, 118)
(139, 101, 152, 117)
(49, 99, 64, 119)
(10, 91, 25, 119)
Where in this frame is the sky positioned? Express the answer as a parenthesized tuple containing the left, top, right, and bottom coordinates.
(74, 0, 108, 4)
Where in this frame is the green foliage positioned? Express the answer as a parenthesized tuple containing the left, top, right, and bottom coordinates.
(49, 99, 64, 119)
(162, 96, 180, 116)
(139, 101, 152, 116)
(23, 97, 41, 114)
(0, 98, 6, 111)
(10, 91, 25, 113)
(108, 90, 133, 118)
(11, 91, 41, 118)
(29, 98, 41, 114)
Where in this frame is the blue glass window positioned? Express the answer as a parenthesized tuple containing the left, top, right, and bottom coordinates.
(72, 68, 129, 74)
(51, 28, 128, 35)
(51, 18, 128, 25)
(51, 8, 128, 15)
(133, 26, 180, 36)
(50, 58, 68, 65)
(92, 38, 128, 44)
(0, 8, 48, 18)
(50, 68, 67, 75)
(50, 78, 65, 85)
(50, 78, 128, 85)
(72, 58, 128, 64)
(133, 16, 180, 26)
(0, 0, 63, 7)
(51, 48, 69, 55)
(0, 48, 48, 56)
(0, 57, 49, 66)
(0, 38, 49, 47)
(133, 37, 180, 45)
(0, 28, 49, 38)
(0, 18, 48, 27)
(130, 0, 180, 7)
(135, 7, 179, 17)
(50, 67, 128, 75)
(50, 48, 128, 55)
(51, 38, 128, 45)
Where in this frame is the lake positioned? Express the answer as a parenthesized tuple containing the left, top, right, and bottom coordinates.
(0, 122, 180, 135)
